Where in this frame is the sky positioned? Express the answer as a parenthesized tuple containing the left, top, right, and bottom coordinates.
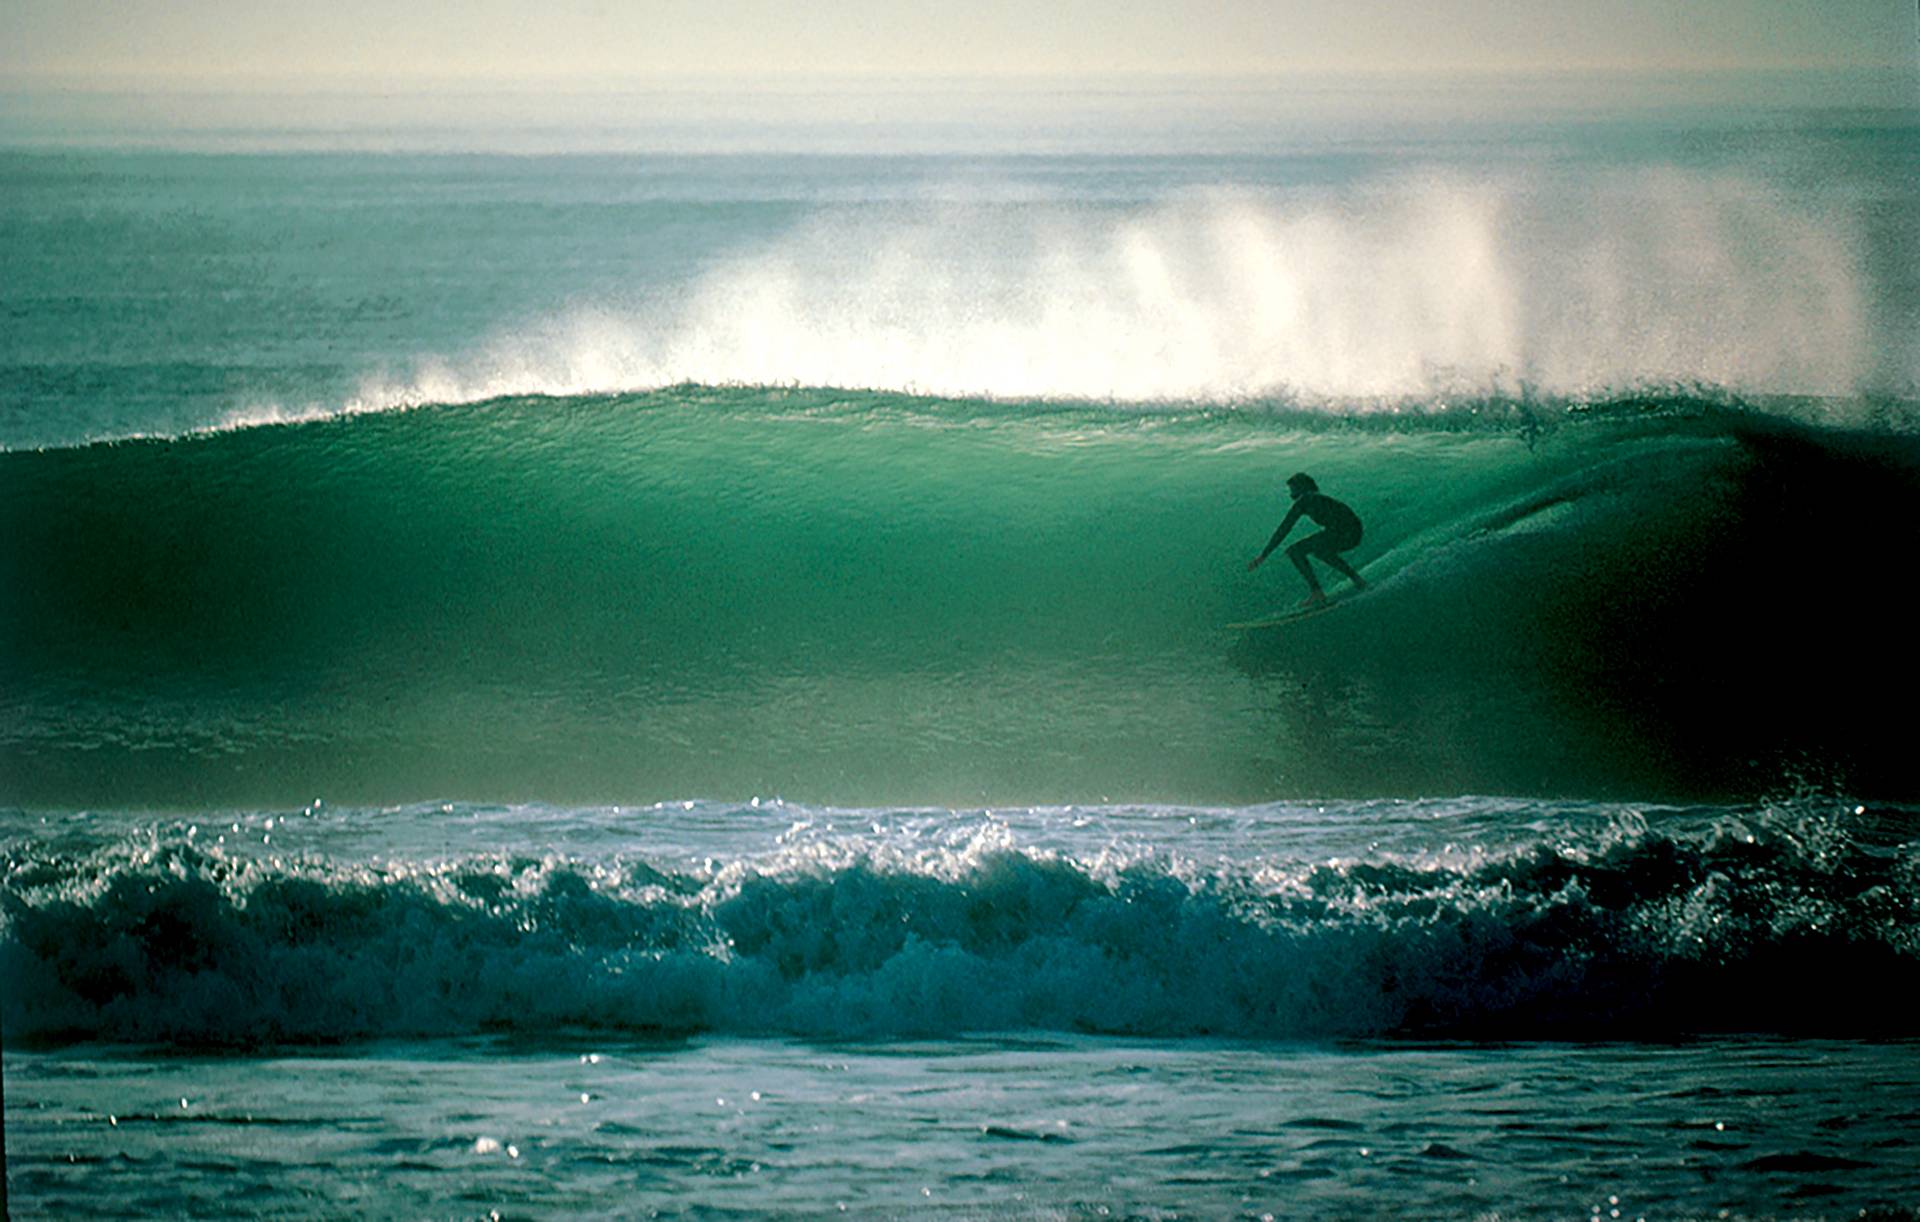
(2, 1, 1911, 152)
(3, 0, 1916, 87)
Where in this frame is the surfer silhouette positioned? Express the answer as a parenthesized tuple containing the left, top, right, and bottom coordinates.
(1247, 472, 1366, 608)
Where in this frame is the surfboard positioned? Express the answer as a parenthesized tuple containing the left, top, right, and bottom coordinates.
(1227, 591, 1363, 630)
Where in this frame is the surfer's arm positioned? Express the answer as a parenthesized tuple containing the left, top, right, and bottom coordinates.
(1248, 504, 1304, 569)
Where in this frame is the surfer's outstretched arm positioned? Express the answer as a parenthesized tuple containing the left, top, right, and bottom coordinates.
(1247, 504, 1304, 570)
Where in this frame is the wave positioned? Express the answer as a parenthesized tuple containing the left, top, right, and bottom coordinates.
(4, 799, 1914, 1045)
(3, 388, 1917, 806)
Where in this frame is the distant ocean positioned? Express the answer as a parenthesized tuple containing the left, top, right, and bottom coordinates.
(4, 94, 1919, 1217)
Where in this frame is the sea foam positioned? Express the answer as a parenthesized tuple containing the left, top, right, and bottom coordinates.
(4, 801, 1914, 1045)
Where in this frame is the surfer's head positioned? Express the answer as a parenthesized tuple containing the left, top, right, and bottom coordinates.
(1286, 472, 1318, 498)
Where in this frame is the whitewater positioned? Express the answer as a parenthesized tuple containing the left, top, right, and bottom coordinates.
(4, 113, 1919, 1218)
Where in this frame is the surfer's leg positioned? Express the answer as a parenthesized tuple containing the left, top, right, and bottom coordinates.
(1325, 551, 1366, 589)
(1307, 524, 1366, 589)
(1286, 537, 1326, 600)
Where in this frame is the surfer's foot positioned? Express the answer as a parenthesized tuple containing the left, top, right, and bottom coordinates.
(1300, 590, 1328, 609)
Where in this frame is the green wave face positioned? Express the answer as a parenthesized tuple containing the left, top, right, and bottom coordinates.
(3, 389, 1915, 806)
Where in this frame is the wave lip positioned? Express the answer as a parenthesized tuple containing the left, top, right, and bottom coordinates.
(219, 169, 1883, 433)
(4, 803, 1914, 1045)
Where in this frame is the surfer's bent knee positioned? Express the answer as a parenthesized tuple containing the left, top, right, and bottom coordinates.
(1291, 527, 1359, 559)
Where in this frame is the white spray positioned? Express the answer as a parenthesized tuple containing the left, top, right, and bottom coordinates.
(340, 168, 1872, 414)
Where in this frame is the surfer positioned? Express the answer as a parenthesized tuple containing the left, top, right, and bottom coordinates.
(1247, 472, 1366, 608)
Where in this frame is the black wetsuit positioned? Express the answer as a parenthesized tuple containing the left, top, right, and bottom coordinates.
(1260, 491, 1362, 562)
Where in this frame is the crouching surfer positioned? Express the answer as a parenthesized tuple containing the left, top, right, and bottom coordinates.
(1247, 472, 1366, 608)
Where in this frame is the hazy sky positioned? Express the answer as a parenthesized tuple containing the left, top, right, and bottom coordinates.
(4, 0, 1916, 87)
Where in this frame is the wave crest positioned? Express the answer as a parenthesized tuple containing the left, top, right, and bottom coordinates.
(316, 171, 1873, 419)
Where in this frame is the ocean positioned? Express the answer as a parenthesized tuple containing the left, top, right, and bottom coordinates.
(3, 94, 1919, 1217)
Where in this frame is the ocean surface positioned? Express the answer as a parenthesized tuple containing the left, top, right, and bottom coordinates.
(4, 100, 1920, 1217)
